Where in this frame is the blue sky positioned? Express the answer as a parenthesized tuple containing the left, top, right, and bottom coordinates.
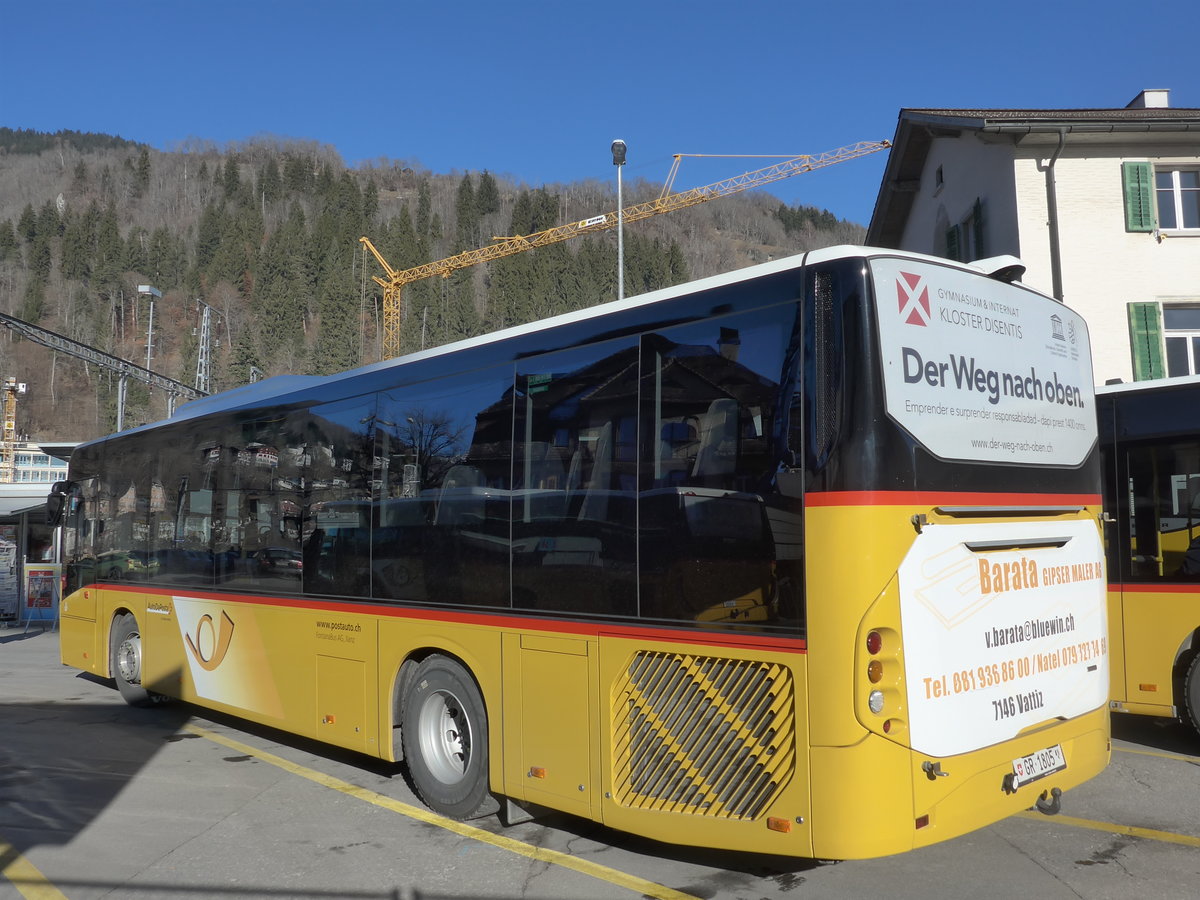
(3, 0, 1195, 227)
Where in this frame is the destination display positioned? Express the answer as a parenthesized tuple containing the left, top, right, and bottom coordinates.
(871, 258, 1097, 466)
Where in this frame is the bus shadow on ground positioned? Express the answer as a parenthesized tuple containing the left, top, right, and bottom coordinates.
(179, 703, 819, 885)
(509, 810, 822, 882)
(1111, 713, 1200, 756)
(0, 695, 192, 854)
(0, 624, 56, 644)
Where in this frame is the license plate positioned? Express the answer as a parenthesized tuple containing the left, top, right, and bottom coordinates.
(1011, 743, 1066, 788)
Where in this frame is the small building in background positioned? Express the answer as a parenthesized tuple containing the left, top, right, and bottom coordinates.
(0, 441, 75, 625)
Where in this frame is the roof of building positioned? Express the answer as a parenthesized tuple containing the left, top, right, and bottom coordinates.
(899, 106, 1200, 124)
(867, 92, 1200, 247)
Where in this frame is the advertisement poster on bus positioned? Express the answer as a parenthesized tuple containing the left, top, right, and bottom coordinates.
(870, 258, 1097, 466)
(898, 518, 1108, 757)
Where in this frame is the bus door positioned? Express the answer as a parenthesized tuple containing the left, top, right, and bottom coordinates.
(1115, 439, 1200, 714)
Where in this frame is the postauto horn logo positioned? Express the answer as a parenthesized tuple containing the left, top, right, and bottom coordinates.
(897, 271, 931, 326)
(184, 609, 236, 671)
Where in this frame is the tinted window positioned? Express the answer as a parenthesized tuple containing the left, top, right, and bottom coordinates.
(375, 366, 514, 606)
(512, 338, 639, 615)
(637, 305, 804, 632)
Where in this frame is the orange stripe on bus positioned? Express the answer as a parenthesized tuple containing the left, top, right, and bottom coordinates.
(804, 491, 1101, 507)
(1108, 582, 1200, 595)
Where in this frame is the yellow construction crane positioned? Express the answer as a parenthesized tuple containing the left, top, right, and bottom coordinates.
(0, 377, 25, 483)
(361, 139, 890, 359)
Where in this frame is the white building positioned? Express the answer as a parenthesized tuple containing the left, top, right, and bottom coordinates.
(867, 89, 1200, 385)
(11, 443, 70, 483)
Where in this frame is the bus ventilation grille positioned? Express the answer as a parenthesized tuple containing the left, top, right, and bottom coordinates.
(611, 650, 795, 820)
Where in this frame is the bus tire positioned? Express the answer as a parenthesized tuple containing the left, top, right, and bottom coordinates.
(401, 654, 497, 820)
(1184, 653, 1200, 738)
(109, 613, 162, 708)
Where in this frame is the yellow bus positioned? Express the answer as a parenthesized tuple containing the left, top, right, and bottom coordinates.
(1097, 376, 1200, 735)
(52, 246, 1110, 860)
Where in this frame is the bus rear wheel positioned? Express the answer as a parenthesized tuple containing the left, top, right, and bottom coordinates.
(1184, 653, 1200, 738)
(401, 655, 497, 820)
(110, 613, 163, 708)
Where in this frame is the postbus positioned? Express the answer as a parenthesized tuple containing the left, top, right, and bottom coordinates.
(51, 246, 1110, 860)
(1097, 376, 1200, 736)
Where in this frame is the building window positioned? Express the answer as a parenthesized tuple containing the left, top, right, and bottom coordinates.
(944, 198, 985, 262)
(1164, 305, 1200, 375)
(1156, 168, 1200, 230)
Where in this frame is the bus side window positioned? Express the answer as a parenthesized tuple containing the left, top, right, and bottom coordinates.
(1124, 442, 1200, 581)
(512, 340, 639, 615)
(637, 308, 798, 630)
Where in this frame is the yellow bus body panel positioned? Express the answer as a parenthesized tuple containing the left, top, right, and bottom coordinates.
(596, 632, 813, 857)
(1111, 584, 1199, 716)
(1105, 588, 1127, 705)
(59, 588, 100, 675)
(804, 500, 1111, 860)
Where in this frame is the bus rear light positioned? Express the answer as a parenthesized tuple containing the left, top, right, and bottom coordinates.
(868, 690, 885, 714)
(766, 817, 792, 834)
(867, 660, 883, 683)
(866, 630, 882, 654)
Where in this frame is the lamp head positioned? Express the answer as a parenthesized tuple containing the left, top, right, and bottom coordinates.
(611, 140, 627, 166)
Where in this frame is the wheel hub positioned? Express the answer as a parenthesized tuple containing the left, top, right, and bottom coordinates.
(419, 690, 471, 784)
(116, 635, 141, 684)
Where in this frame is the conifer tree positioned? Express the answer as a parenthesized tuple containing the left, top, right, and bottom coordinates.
(60, 211, 92, 282)
(311, 271, 361, 374)
(259, 157, 283, 204)
(195, 202, 223, 271)
(134, 147, 151, 198)
(454, 174, 478, 252)
(477, 170, 500, 216)
(20, 279, 46, 322)
(36, 199, 62, 238)
(283, 154, 309, 193)
(27, 232, 53, 283)
(222, 154, 241, 199)
(416, 182, 432, 238)
(0, 220, 16, 263)
(16, 204, 36, 242)
(362, 178, 379, 226)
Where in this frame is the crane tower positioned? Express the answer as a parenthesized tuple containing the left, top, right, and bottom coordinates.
(0, 378, 25, 483)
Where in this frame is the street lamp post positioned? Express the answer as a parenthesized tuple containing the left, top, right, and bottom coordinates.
(611, 140, 627, 301)
(137, 284, 162, 370)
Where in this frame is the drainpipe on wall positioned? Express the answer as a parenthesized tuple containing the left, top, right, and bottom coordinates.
(1045, 128, 1067, 301)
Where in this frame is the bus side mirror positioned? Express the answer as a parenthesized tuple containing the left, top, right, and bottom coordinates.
(46, 480, 71, 526)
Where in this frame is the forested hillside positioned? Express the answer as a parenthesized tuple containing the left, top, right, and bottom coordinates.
(0, 129, 865, 441)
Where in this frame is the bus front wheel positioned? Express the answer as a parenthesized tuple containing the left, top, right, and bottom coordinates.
(109, 613, 162, 708)
(1184, 653, 1200, 737)
(401, 655, 497, 820)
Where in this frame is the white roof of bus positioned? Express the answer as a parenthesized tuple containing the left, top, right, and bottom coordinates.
(1095, 374, 1200, 396)
(167, 245, 1037, 424)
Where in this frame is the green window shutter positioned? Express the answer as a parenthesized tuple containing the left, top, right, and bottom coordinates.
(1122, 162, 1156, 232)
(973, 197, 985, 259)
(945, 225, 960, 261)
(1128, 301, 1165, 380)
